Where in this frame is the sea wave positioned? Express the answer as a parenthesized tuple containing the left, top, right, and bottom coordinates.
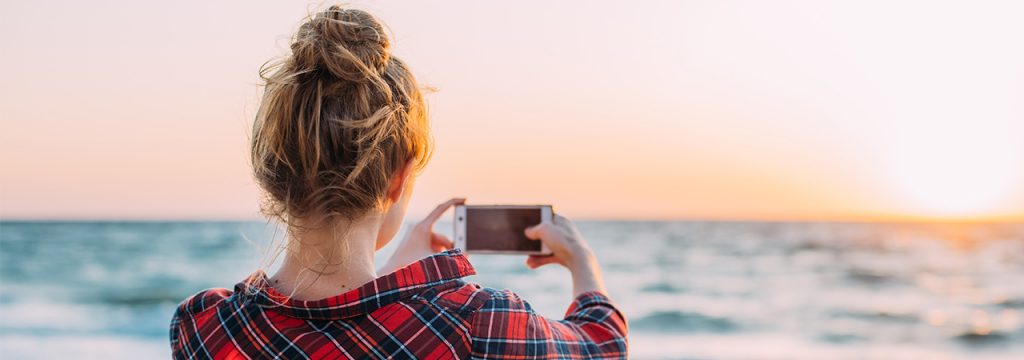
(2, 220, 1024, 359)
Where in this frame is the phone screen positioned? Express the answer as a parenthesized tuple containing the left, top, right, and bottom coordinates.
(465, 207, 542, 252)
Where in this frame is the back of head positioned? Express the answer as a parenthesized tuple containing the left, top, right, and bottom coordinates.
(252, 5, 431, 226)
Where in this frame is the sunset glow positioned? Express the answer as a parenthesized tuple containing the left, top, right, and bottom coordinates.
(2, 1, 1023, 221)
(883, 120, 1023, 218)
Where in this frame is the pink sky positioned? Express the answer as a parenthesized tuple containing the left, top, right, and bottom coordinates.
(2, 1, 1024, 221)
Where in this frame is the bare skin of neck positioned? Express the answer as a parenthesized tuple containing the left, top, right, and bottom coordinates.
(267, 214, 382, 301)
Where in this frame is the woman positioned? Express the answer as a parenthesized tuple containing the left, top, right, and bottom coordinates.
(170, 6, 627, 359)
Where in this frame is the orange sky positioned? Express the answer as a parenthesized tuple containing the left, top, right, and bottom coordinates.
(2, 1, 1023, 221)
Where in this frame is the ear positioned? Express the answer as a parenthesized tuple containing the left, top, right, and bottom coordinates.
(385, 158, 416, 204)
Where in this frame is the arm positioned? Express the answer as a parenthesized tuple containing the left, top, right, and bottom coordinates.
(378, 198, 465, 275)
(168, 289, 229, 359)
(523, 214, 607, 297)
(469, 289, 628, 358)
(465, 213, 628, 358)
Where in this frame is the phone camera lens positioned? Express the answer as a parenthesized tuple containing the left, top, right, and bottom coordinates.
(457, 216, 463, 221)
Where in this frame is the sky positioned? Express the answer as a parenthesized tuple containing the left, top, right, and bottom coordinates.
(2, 0, 1023, 221)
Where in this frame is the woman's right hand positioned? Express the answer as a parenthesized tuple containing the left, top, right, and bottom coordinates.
(523, 214, 607, 296)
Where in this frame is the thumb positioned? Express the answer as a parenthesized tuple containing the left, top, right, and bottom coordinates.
(523, 223, 551, 240)
(430, 232, 454, 251)
(525, 255, 559, 269)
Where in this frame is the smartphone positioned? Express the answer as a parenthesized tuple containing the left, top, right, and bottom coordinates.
(454, 205, 553, 255)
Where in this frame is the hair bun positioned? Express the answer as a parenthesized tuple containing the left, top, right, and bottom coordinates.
(292, 6, 391, 84)
(253, 5, 432, 225)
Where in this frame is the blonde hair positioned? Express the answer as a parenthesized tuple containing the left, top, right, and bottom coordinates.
(252, 5, 432, 228)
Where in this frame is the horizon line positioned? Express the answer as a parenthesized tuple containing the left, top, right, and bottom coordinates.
(3, 215, 1022, 224)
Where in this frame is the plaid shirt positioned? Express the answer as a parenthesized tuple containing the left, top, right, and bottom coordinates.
(170, 249, 628, 359)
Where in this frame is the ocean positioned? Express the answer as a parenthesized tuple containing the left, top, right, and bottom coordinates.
(1, 220, 1022, 359)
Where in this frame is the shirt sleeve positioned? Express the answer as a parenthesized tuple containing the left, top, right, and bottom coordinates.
(169, 305, 185, 358)
(469, 289, 628, 359)
(168, 288, 229, 359)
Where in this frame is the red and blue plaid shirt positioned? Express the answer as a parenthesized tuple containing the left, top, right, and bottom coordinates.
(170, 249, 628, 359)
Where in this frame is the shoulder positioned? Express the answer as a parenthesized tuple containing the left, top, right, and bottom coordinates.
(456, 285, 554, 357)
(428, 281, 535, 316)
(172, 287, 233, 321)
(169, 287, 233, 352)
(433, 283, 542, 340)
(473, 286, 535, 313)
(417, 282, 536, 319)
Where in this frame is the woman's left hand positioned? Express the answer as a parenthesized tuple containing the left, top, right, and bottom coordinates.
(378, 198, 465, 275)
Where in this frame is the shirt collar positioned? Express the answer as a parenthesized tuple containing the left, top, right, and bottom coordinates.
(235, 249, 476, 320)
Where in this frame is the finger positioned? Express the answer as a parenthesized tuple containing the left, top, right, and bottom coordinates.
(523, 223, 555, 240)
(431, 243, 447, 253)
(525, 255, 559, 269)
(430, 232, 454, 249)
(556, 214, 582, 234)
(554, 213, 574, 227)
(419, 197, 466, 228)
(554, 214, 568, 224)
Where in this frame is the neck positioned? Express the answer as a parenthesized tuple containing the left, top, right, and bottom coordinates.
(268, 214, 381, 301)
